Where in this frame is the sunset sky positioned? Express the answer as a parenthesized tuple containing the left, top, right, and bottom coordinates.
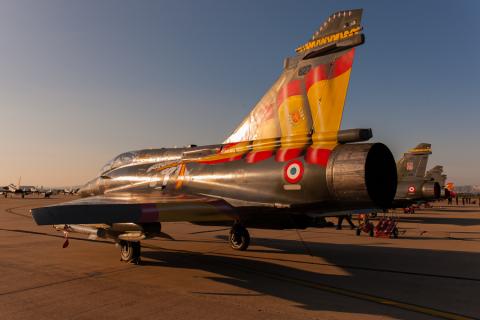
(0, 0, 478, 187)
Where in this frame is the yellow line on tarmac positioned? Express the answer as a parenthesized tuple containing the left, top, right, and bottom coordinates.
(250, 269, 474, 320)
(142, 244, 475, 320)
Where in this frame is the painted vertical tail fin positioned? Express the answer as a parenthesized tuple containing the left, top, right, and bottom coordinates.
(397, 143, 432, 181)
(224, 9, 364, 153)
(425, 165, 447, 187)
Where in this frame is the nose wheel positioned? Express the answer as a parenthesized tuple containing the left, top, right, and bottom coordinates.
(119, 240, 141, 264)
(229, 224, 250, 251)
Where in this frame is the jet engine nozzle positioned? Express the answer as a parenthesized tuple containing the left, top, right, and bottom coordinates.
(326, 143, 397, 208)
(422, 181, 441, 200)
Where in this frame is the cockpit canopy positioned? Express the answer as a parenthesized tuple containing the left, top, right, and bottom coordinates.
(98, 148, 185, 176)
(99, 152, 135, 175)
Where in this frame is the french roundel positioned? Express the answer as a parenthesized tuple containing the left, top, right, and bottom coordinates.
(284, 160, 304, 184)
(408, 186, 416, 193)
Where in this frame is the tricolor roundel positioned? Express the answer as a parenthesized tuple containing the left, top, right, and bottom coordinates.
(284, 160, 304, 184)
(408, 186, 416, 193)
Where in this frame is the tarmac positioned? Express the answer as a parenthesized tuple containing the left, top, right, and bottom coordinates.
(0, 196, 479, 320)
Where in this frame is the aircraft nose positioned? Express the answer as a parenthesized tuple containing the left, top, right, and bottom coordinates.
(78, 179, 98, 197)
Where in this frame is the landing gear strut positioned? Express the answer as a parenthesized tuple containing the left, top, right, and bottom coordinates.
(229, 224, 250, 251)
(119, 240, 141, 264)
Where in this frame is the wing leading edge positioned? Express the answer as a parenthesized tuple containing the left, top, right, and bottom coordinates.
(31, 192, 236, 225)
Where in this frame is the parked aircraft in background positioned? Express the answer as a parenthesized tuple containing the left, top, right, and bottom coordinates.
(34, 186, 54, 198)
(426, 165, 447, 187)
(0, 182, 79, 198)
(1, 178, 37, 198)
(425, 165, 450, 198)
(393, 143, 441, 211)
(32, 9, 399, 264)
(59, 188, 79, 195)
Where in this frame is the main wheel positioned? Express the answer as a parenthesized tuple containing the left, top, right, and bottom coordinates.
(391, 227, 399, 239)
(229, 224, 250, 251)
(119, 241, 141, 264)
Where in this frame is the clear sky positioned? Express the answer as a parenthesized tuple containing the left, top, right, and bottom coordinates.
(0, 0, 478, 187)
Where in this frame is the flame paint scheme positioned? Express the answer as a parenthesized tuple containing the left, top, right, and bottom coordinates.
(32, 9, 398, 263)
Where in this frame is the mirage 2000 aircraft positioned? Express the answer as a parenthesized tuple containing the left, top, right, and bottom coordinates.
(32, 9, 398, 264)
(392, 143, 441, 211)
(1, 177, 36, 198)
(425, 165, 450, 198)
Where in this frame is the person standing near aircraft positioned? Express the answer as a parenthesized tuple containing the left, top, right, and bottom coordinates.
(337, 215, 356, 230)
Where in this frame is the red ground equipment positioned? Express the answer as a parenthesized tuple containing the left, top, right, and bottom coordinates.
(374, 217, 399, 238)
(403, 204, 419, 213)
(356, 213, 374, 237)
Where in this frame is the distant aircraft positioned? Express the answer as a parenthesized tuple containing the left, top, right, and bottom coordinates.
(425, 165, 450, 198)
(392, 143, 441, 211)
(425, 165, 447, 187)
(1, 177, 36, 198)
(32, 9, 398, 264)
(35, 186, 55, 198)
(59, 188, 79, 195)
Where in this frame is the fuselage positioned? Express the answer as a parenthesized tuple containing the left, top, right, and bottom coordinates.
(393, 180, 441, 207)
(79, 134, 398, 216)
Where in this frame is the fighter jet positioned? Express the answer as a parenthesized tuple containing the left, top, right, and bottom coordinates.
(392, 143, 441, 211)
(1, 178, 36, 198)
(34, 186, 55, 198)
(425, 165, 450, 198)
(59, 187, 79, 195)
(32, 9, 398, 264)
(426, 165, 447, 187)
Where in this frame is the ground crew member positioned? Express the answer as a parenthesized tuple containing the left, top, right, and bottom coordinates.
(337, 214, 356, 230)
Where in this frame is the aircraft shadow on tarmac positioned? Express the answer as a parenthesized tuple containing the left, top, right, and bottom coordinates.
(141, 237, 480, 319)
(1, 223, 479, 318)
(399, 216, 480, 226)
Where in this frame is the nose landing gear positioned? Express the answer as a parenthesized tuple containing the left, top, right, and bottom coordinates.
(119, 240, 141, 264)
(229, 224, 250, 251)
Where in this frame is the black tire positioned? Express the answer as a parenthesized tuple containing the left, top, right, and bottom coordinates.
(356, 228, 361, 236)
(391, 228, 399, 239)
(120, 241, 141, 264)
(229, 225, 250, 251)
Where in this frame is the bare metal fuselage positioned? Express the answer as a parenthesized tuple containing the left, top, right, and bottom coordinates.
(78, 134, 397, 228)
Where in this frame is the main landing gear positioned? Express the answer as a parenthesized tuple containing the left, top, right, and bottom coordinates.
(229, 223, 250, 251)
(119, 240, 141, 264)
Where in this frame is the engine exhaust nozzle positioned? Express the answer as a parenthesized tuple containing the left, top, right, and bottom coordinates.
(326, 143, 397, 208)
